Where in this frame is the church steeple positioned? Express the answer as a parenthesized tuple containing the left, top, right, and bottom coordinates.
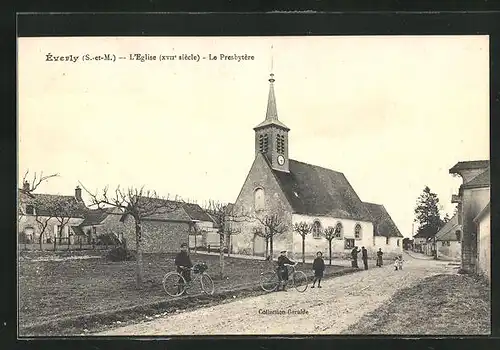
(254, 72, 290, 173)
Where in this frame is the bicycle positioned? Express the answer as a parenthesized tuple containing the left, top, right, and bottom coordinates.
(162, 263, 215, 297)
(260, 263, 308, 293)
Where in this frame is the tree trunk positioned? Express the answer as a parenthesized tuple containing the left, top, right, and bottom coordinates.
(329, 240, 332, 266)
(302, 236, 305, 263)
(68, 233, 71, 250)
(219, 232, 225, 279)
(270, 235, 274, 260)
(135, 220, 144, 288)
(265, 238, 269, 259)
(194, 230, 197, 254)
(39, 233, 44, 251)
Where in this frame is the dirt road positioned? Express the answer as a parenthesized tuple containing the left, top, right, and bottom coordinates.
(97, 253, 458, 335)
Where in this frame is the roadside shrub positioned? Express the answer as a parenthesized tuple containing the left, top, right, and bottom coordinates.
(106, 246, 136, 262)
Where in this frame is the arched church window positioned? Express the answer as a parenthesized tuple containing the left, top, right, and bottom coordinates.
(354, 223, 362, 240)
(254, 188, 265, 211)
(334, 222, 343, 240)
(312, 220, 322, 238)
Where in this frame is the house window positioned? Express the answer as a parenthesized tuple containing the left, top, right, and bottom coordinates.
(334, 222, 343, 240)
(386, 237, 389, 245)
(254, 188, 265, 211)
(25, 205, 35, 215)
(344, 238, 355, 249)
(276, 134, 285, 154)
(259, 134, 269, 153)
(354, 224, 362, 240)
(312, 220, 322, 239)
(455, 230, 461, 241)
(397, 239, 400, 246)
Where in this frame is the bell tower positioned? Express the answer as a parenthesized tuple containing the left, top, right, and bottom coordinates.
(253, 73, 290, 173)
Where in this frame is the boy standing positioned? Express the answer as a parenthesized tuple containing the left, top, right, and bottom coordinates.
(277, 250, 296, 292)
(311, 251, 325, 288)
(175, 243, 193, 294)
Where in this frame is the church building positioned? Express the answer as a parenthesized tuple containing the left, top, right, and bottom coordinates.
(231, 73, 403, 260)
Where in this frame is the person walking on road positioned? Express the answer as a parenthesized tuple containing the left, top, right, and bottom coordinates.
(351, 246, 361, 268)
(311, 251, 325, 288)
(361, 246, 368, 270)
(376, 248, 384, 267)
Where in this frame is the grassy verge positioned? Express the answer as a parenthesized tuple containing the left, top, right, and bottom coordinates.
(19, 252, 358, 336)
(344, 273, 491, 335)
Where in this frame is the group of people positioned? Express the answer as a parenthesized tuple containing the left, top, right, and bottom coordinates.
(350, 246, 404, 271)
(276, 250, 326, 290)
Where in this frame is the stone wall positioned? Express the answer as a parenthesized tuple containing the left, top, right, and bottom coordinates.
(477, 210, 490, 282)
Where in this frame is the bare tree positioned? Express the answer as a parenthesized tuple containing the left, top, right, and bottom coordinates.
(252, 213, 288, 260)
(204, 201, 242, 279)
(81, 183, 184, 288)
(50, 198, 83, 251)
(253, 226, 271, 258)
(20, 170, 59, 194)
(323, 226, 336, 266)
(33, 197, 56, 251)
(293, 222, 312, 263)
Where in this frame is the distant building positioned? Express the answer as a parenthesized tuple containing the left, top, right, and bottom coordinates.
(120, 198, 216, 253)
(79, 207, 125, 244)
(435, 214, 461, 261)
(18, 183, 87, 246)
(231, 73, 402, 260)
(449, 160, 490, 274)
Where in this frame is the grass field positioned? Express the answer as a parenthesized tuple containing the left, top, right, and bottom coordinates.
(344, 273, 491, 335)
(19, 251, 350, 335)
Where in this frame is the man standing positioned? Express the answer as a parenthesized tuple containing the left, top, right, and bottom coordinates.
(277, 250, 296, 292)
(175, 243, 193, 295)
(351, 246, 361, 268)
(361, 246, 368, 270)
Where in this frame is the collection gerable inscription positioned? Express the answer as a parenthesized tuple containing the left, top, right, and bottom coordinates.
(45, 52, 255, 63)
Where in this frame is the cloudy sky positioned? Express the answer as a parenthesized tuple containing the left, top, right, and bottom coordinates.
(18, 36, 489, 237)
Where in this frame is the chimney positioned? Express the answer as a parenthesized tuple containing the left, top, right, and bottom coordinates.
(75, 186, 82, 202)
(23, 181, 30, 192)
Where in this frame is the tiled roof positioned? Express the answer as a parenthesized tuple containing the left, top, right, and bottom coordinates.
(30, 194, 86, 218)
(449, 160, 489, 173)
(183, 203, 215, 222)
(435, 214, 461, 241)
(270, 159, 372, 221)
(80, 207, 118, 226)
(463, 167, 490, 188)
(363, 202, 404, 238)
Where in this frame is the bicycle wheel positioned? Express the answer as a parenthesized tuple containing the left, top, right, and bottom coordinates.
(292, 271, 308, 292)
(201, 273, 215, 295)
(260, 270, 279, 292)
(163, 272, 186, 297)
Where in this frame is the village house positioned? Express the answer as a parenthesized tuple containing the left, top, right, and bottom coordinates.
(120, 198, 216, 253)
(474, 201, 490, 282)
(231, 73, 401, 260)
(449, 160, 490, 274)
(434, 213, 462, 261)
(18, 182, 87, 246)
(79, 207, 125, 245)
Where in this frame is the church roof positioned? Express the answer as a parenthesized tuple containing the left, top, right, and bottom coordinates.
(363, 202, 404, 238)
(270, 159, 372, 221)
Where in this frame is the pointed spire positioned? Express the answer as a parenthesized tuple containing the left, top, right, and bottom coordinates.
(266, 73, 278, 120)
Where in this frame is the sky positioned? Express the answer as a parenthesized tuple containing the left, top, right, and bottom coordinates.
(18, 36, 490, 238)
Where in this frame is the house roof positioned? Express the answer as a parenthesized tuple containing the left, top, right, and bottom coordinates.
(120, 197, 215, 223)
(71, 226, 85, 236)
(449, 160, 489, 173)
(463, 167, 490, 189)
(363, 202, 404, 238)
(413, 230, 436, 239)
(435, 214, 461, 241)
(270, 158, 372, 221)
(80, 207, 121, 226)
(474, 201, 490, 223)
(30, 193, 87, 218)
